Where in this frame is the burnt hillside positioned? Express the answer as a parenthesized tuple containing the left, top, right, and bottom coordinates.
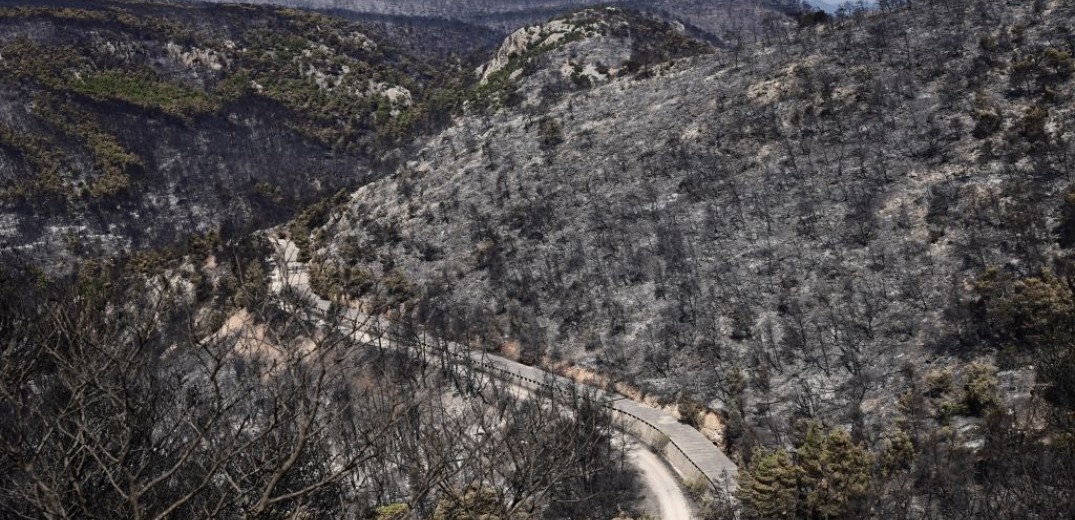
(305, 1, 1075, 516)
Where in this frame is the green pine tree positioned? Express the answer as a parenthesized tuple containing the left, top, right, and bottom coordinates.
(797, 425, 874, 520)
(739, 447, 800, 519)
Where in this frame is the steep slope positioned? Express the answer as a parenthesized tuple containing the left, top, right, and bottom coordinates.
(306, 1, 1075, 516)
(0, 0, 452, 270)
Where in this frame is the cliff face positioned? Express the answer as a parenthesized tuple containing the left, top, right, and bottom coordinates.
(0, 0, 450, 269)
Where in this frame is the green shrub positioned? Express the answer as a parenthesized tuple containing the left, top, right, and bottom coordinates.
(373, 503, 408, 520)
(253, 182, 284, 203)
(925, 369, 954, 398)
(880, 427, 915, 476)
(1009, 47, 1074, 94)
(213, 71, 253, 103)
(1039, 47, 1074, 84)
(974, 267, 1075, 414)
(685, 477, 711, 500)
(1019, 105, 1049, 144)
(433, 486, 502, 520)
(961, 363, 1000, 416)
(32, 97, 142, 199)
(383, 268, 415, 303)
(89, 170, 131, 198)
(677, 393, 705, 428)
(972, 108, 1002, 138)
(72, 70, 216, 117)
(0, 122, 64, 197)
(975, 268, 1074, 345)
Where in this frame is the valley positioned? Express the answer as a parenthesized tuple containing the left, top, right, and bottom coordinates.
(2, 1, 1074, 519)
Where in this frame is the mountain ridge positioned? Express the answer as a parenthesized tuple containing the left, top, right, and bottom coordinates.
(193, 0, 810, 42)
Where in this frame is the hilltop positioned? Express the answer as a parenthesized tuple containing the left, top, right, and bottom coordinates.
(472, 8, 712, 108)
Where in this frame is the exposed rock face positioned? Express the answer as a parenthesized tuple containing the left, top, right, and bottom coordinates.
(478, 18, 605, 82)
(472, 8, 711, 108)
(166, 42, 229, 71)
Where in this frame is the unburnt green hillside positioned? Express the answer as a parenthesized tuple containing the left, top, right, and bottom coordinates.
(0, 0, 458, 269)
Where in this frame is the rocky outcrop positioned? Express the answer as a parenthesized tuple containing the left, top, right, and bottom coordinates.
(472, 8, 710, 107)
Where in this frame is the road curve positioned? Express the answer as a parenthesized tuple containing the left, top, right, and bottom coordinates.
(268, 237, 736, 506)
(503, 384, 694, 519)
(631, 444, 694, 520)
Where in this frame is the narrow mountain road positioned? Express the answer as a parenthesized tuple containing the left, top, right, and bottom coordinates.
(268, 237, 732, 519)
(503, 384, 695, 519)
(631, 444, 694, 520)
